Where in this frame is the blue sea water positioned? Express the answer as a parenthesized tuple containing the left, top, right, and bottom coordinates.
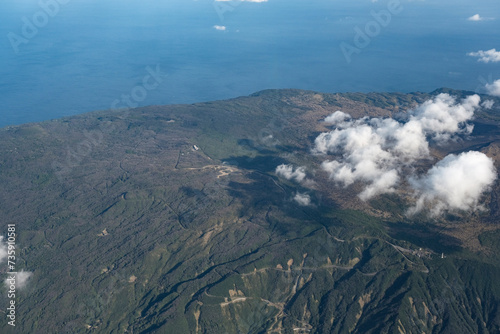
(0, 0, 499, 127)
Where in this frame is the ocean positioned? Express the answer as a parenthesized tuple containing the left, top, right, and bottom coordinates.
(1, 0, 499, 127)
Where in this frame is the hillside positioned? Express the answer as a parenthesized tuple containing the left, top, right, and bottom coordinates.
(1, 89, 500, 333)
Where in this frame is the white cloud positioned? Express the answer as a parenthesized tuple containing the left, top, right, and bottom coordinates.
(409, 151, 497, 216)
(276, 164, 307, 182)
(359, 169, 399, 200)
(294, 193, 311, 206)
(486, 79, 500, 97)
(482, 100, 495, 109)
(314, 94, 481, 201)
(410, 93, 478, 142)
(468, 14, 484, 21)
(324, 110, 351, 125)
(467, 14, 494, 21)
(15, 271, 32, 289)
(318, 124, 400, 200)
(468, 49, 500, 63)
(4, 270, 33, 290)
(213, 25, 227, 31)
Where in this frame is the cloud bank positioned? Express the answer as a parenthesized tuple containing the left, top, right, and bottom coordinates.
(272, 94, 496, 216)
(409, 151, 497, 216)
(310, 94, 498, 215)
(314, 94, 481, 201)
(468, 49, 500, 63)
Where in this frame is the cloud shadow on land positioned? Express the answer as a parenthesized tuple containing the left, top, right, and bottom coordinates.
(236, 138, 299, 157)
(223, 158, 341, 237)
(223, 154, 288, 173)
(386, 221, 463, 254)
